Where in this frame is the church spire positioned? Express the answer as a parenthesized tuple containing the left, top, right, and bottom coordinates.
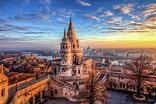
(67, 18, 77, 41)
(62, 27, 69, 42)
(64, 28, 67, 38)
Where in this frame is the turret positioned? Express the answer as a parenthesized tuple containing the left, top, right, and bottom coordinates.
(67, 18, 77, 41)
(60, 28, 72, 66)
(61, 28, 70, 43)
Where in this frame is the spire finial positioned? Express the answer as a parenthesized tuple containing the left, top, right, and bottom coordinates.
(70, 18, 72, 23)
(64, 27, 66, 35)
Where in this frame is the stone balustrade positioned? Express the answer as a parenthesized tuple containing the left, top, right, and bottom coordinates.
(8, 77, 34, 90)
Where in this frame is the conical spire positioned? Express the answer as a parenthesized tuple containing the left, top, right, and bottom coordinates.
(64, 28, 68, 38)
(62, 28, 69, 42)
(67, 18, 77, 41)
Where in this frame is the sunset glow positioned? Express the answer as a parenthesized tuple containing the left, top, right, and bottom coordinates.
(0, 0, 156, 50)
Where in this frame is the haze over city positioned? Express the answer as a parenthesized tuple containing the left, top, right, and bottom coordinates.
(0, 0, 156, 50)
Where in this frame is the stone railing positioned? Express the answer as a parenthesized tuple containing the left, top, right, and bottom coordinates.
(8, 77, 34, 89)
(59, 76, 89, 81)
(50, 77, 76, 90)
(10, 78, 48, 104)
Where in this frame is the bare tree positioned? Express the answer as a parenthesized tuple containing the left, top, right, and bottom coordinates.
(76, 69, 109, 104)
(126, 55, 155, 97)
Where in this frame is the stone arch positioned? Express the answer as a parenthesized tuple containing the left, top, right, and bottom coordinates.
(126, 80, 136, 91)
(73, 44, 75, 48)
(1, 88, 5, 97)
(53, 67, 57, 75)
(120, 81, 126, 89)
(63, 45, 65, 49)
(108, 78, 117, 89)
(50, 90, 53, 97)
(73, 54, 78, 63)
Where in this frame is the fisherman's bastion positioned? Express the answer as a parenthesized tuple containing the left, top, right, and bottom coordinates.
(0, 18, 156, 104)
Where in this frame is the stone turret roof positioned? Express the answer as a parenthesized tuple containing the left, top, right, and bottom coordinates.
(67, 18, 77, 41)
(61, 28, 70, 43)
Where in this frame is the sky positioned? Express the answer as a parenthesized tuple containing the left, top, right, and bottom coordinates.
(0, 0, 156, 50)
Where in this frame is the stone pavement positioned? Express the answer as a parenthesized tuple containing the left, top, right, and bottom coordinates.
(107, 89, 156, 104)
(43, 89, 156, 104)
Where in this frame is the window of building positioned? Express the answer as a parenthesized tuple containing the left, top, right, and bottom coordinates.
(1, 89, 5, 97)
(55, 90, 57, 94)
(63, 45, 65, 49)
(78, 70, 80, 74)
(73, 44, 75, 48)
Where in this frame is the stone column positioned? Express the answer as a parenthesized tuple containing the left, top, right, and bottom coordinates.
(117, 76, 120, 89)
(32, 96, 35, 104)
(40, 91, 43, 102)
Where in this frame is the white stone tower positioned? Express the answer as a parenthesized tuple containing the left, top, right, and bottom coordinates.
(67, 18, 83, 64)
(60, 28, 72, 70)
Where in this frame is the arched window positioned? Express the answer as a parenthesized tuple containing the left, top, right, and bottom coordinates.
(1, 89, 5, 97)
(55, 90, 57, 94)
(78, 70, 80, 74)
(63, 45, 65, 49)
(73, 44, 75, 48)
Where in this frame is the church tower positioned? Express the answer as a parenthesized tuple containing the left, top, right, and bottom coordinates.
(67, 18, 83, 64)
(60, 28, 72, 69)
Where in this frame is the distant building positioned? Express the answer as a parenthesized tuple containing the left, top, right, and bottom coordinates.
(83, 46, 103, 56)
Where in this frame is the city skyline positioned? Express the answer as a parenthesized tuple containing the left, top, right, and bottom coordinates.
(0, 0, 156, 50)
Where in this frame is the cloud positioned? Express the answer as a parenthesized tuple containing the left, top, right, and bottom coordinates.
(103, 11, 113, 16)
(90, 25, 102, 29)
(146, 14, 156, 23)
(143, 3, 156, 13)
(57, 18, 68, 25)
(113, 4, 134, 14)
(130, 21, 156, 31)
(57, 9, 75, 18)
(106, 27, 127, 30)
(0, 19, 7, 23)
(82, 14, 100, 21)
(108, 17, 122, 23)
(4, 24, 29, 31)
(130, 22, 143, 26)
(0, 26, 10, 31)
(14, 13, 50, 22)
(38, 0, 52, 5)
(101, 30, 119, 33)
(100, 11, 113, 17)
(77, 0, 91, 7)
(24, 32, 49, 34)
(129, 30, 150, 33)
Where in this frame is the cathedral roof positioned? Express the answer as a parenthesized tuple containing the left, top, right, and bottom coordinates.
(61, 28, 70, 43)
(67, 18, 77, 41)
